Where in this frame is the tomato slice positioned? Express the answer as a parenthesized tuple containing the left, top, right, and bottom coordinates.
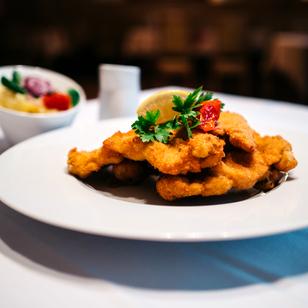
(43, 93, 71, 111)
(199, 99, 221, 132)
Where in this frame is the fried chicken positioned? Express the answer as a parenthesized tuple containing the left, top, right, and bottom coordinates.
(143, 132, 225, 175)
(96, 130, 225, 175)
(67, 147, 122, 178)
(156, 175, 233, 201)
(214, 112, 256, 152)
(254, 134, 298, 172)
(67, 112, 297, 201)
(103, 130, 147, 161)
(112, 160, 148, 183)
(155, 134, 298, 201)
(156, 151, 268, 201)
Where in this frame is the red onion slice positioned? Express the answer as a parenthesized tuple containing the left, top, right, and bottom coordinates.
(24, 77, 53, 97)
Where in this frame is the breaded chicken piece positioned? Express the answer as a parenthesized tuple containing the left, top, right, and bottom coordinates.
(214, 112, 256, 152)
(103, 130, 147, 161)
(68, 130, 225, 178)
(156, 150, 267, 201)
(144, 133, 225, 175)
(211, 151, 268, 190)
(156, 134, 297, 200)
(112, 160, 148, 183)
(103, 130, 225, 175)
(156, 175, 233, 201)
(67, 147, 122, 178)
(255, 134, 298, 172)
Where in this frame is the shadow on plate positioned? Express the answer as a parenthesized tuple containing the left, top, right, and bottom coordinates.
(82, 170, 260, 206)
(80, 169, 287, 206)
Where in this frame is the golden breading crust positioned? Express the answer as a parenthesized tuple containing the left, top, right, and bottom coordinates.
(156, 175, 233, 201)
(103, 130, 147, 161)
(214, 111, 256, 152)
(68, 130, 225, 177)
(67, 147, 122, 178)
(156, 151, 267, 201)
(254, 134, 298, 172)
(155, 134, 298, 201)
(112, 160, 148, 183)
(103, 130, 225, 175)
(211, 151, 268, 190)
(143, 133, 225, 175)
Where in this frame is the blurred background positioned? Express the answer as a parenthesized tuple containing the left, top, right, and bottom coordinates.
(1, 0, 308, 104)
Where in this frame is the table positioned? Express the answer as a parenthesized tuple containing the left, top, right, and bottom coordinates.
(1, 89, 308, 307)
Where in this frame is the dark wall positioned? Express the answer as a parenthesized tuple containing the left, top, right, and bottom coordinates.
(1, 0, 308, 103)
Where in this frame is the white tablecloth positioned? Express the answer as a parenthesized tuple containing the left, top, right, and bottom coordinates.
(1, 89, 308, 308)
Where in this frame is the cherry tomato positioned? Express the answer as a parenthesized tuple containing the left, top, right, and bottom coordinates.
(199, 99, 222, 132)
(43, 93, 71, 111)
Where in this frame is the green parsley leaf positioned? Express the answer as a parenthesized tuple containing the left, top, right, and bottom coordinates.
(183, 86, 203, 107)
(154, 125, 172, 143)
(146, 110, 160, 124)
(170, 87, 207, 139)
(172, 95, 184, 112)
(198, 91, 213, 102)
(180, 114, 192, 138)
(131, 110, 174, 143)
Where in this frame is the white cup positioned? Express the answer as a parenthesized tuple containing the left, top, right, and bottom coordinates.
(98, 64, 141, 119)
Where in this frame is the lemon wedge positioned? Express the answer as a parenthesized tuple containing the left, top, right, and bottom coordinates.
(137, 90, 189, 124)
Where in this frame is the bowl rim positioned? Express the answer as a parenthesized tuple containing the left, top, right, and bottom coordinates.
(0, 65, 86, 118)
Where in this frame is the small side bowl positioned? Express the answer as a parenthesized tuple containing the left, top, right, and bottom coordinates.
(0, 65, 86, 144)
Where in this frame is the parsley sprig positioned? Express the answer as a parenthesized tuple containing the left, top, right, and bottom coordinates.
(131, 87, 215, 143)
(131, 110, 177, 143)
(172, 87, 212, 138)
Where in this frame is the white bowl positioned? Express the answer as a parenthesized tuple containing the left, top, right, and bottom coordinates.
(0, 65, 86, 144)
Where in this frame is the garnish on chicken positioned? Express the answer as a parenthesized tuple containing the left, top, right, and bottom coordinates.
(131, 87, 223, 143)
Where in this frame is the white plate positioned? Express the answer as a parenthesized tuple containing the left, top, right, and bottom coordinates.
(0, 111, 307, 241)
